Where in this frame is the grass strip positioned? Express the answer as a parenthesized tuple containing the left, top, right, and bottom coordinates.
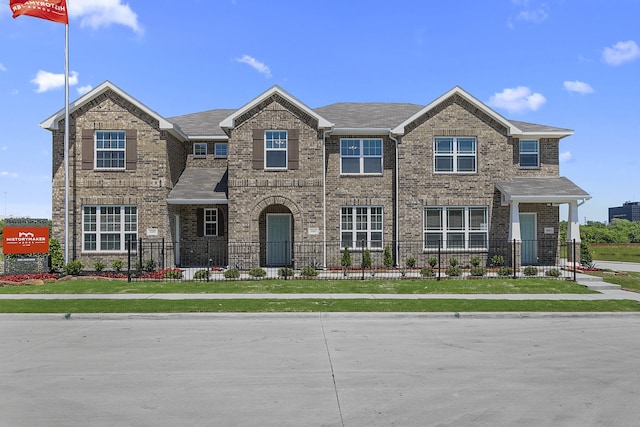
(0, 299, 638, 313)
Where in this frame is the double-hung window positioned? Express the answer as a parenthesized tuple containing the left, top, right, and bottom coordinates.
(83, 205, 138, 252)
(214, 143, 228, 157)
(519, 139, 539, 168)
(424, 206, 488, 250)
(265, 131, 287, 169)
(434, 137, 476, 173)
(341, 206, 383, 249)
(204, 208, 218, 236)
(340, 138, 383, 174)
(95, 131, 126, 169)
(194, 143, 207, 157)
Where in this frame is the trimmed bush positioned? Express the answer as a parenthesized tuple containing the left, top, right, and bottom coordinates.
(224, 268, 240, 279)
(111, 260, 124, 272)
(93, 261, 105, 272)
(341, 247, 352, 267)
(498, 267, 513, 277)
(163, 269, 183, 279)
(469, 266, 485, 277)
(363, 249, 372, 268)
(470, 256, 481, 267)
(523, 265, 539, 276)
(491, 255, 504, 267)
(545, 268, 562, 277)
(49, 238, 64, 272)
(300, 266, 319, 278)
(63, 260, 84, 275)
(445, 266, 461, 277)
(405, 257, 416, 268)
(278, 267, 294, 278)
(249, 267, 267, 278)
(420, 267, 435, 277)
(193, 269, 210, 280)
(428, 257, 438, 268)
(383, 244, 393, 267)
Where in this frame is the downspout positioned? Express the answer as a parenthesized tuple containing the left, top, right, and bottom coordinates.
(322, 129, 331, 269)
(389, 133, 399, 267)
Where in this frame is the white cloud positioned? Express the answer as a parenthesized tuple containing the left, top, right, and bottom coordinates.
(0, 171, 19, 178)
(77, 85, 93, 95)
(69, 0, 143, 34)
(563, 80, 594, 95)
(559, 151, 573, 163)
(602, 40, 640, 66)
(516, 6, 549, 23)
(235, 55, 272, 78)
(0, 64, 6, 72)
(487, 86, 546, 114)
(31, 70, 79, 93)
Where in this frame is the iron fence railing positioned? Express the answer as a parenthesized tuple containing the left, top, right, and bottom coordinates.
(124, 238, 581, 282)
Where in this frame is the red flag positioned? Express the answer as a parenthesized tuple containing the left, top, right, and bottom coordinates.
(10, 0, 68, 25)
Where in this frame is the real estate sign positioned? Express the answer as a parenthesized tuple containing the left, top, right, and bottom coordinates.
(2, 226, 50, 254)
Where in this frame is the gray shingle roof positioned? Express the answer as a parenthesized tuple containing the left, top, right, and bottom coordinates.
(496, 177, 590, 202)
(314, 102, 423, 129)
(509, 120, 573, 135)
(168, 109, 236, 137)
(167, 168, 228, 204)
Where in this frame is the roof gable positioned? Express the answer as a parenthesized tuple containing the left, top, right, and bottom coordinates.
(40, 81, 187, 140)
(219, 86, 333, 130)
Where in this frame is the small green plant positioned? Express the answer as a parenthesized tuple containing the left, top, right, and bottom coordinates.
(469, 266, 486, 277)
(580, 241, 593, 266)
(383, 244, 393, 267)
(470, 256, 481, 267)
(362, 248, 372, 268)
(498, 266, 513, 277)
(193, 269, 210, 280)
(491, 255, 504, 267)
(63, 260, 84, 276)
(420, 266, 435, 277)
(249, 267, 267, 278)
(445, 266, 461, 277)
(428, 257, 438, 268)
(49, 238, 64, 272)
(143, 259, 157, 272)
(300, 266, 319, 278)
(341, 247, 352, 268)
(405, 256, 416, 268)
(449, 257, 459, 267)
(224, 268, 240, 279)
(278, 267, 294, 278)
(111, 260, 124, 272)
(93, 261, 105, 272)
(545, 268, 562, 277)
(163, 269, 183, 279)
(523, 265, 539, 276)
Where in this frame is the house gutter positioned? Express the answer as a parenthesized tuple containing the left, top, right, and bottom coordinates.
(390, 133, 399, 267)
(322, 129, 331, 269)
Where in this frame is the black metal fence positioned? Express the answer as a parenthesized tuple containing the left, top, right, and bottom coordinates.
(125, 238, 581, 282)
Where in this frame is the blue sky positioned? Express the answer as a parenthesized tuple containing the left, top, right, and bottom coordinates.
(1, 0, 639, 223)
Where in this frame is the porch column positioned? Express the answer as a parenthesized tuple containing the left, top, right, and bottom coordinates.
(567, 201, 581, 243)
(508, 201, 521, 241)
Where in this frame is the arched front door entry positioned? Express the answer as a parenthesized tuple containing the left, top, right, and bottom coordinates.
(266, 213, 292, 266)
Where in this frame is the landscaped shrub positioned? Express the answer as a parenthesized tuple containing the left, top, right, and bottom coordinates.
(249, 267, 266, 278)
(470, 256, 481, 267)
(580, 241, 593, 265)
(341, 247, 352, 268)
(445, 266, 461, 276)
(545, 268, 562, 277)
(93, 261, 105, 272)
(498, 267, 513, 277)
(163, 269, 183, 279)
(193, 269, 210, 280)
(363, 249, 372, 268)
(278, 267, 294, 278)
(300, 266, 318, 278)
(383, 244, 393, 267)
(469, 266, 485, 277)
(428, 257, 438, 268)
(523, 265, 539, 276)
(111, 260, 124, 272)
(405, 257, 416, 268)
(491, 255, 504, 267)
(63, 260, 84, 275)
(420, 266, 435, 277)
(49, 238, 64, 272)
(143, 259, 157, 272)
(449, 257, 459, 267)
(224, 268, 240, 279)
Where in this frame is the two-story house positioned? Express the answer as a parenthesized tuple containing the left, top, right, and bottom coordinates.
(41, 82, 590, 270)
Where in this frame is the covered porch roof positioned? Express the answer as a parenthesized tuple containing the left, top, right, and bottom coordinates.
(496, 177, 591, 205)
(166, 168, 228, 205)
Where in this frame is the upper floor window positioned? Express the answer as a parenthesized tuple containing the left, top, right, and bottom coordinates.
(214, 143, 228, 157)
(95, 131, 126, 169)
(340, 138, 383, 174)
(194, 143, 207, 157)
(424, 206, 488, 250)
(434, 137, 476, 173)
(519, 139, 539, 168)
(82, 205, 137, 252)
(204, 208, 218, 236)
(265, 130, 288, 169)
(341, 206, 383, 249)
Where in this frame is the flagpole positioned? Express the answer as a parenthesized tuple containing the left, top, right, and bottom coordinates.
(64, 21, 69, 264)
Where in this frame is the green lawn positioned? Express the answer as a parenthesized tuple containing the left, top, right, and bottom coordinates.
(591, 244, 640, 263)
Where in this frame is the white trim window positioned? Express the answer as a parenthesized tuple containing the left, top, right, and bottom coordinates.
(434, 137, 476, 173)
(95, 131, 126, 169)
(265, 130, 287, 169)
(341, 206, 383, 249)
(83, 205, 138, 252)
(193, 142, 208, 157)
(204, 208, 218, 236)
(214, 143, 228, 157)
(340, 138, 383, 174)
(519, 139, 539, 168)
(424, 206, 488, 250)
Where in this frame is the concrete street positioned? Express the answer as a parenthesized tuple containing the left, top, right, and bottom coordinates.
(2, 314, 640, 426)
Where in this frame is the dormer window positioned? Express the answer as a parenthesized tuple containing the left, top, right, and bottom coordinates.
(519, 140, 539, 168)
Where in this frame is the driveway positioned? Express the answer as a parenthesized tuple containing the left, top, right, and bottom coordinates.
(1, 314, 640, 426)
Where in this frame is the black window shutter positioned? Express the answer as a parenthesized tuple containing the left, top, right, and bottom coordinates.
(196, 208, 204, 237)
(217, 209, 225, 237)
(288, 129, 299, 170)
